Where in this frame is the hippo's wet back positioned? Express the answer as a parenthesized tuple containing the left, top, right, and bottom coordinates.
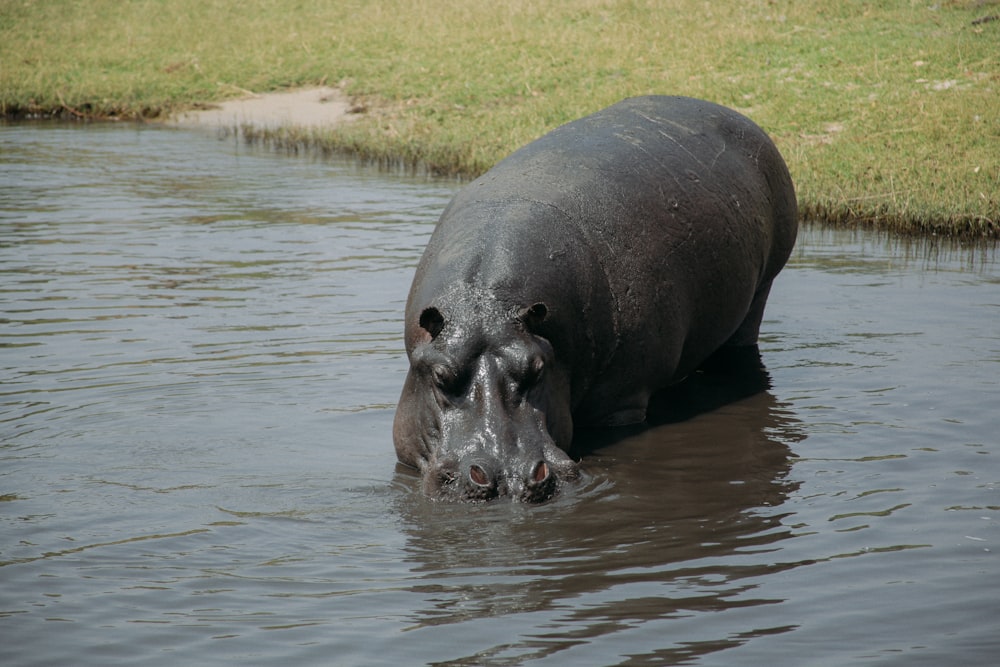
(392, 95, 798, 502)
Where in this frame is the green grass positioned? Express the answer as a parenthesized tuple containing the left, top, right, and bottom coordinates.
(2, 0, 998, 236)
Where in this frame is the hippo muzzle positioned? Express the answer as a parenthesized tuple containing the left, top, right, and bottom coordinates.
(425, 452, 559, 504)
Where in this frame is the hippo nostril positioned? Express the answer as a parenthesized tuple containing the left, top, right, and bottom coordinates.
(531, 461, 549, 484)
(521, 460, 556, 503)
(469, 464, 490, 487)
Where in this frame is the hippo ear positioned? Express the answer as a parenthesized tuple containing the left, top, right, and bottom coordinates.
(517, 302, 548, 331)
(418, 307, 445, 341)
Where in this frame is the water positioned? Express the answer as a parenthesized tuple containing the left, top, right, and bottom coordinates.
(1, 123, 998, 666)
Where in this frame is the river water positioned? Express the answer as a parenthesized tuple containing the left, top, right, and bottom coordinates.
(1, 123, 997, 666)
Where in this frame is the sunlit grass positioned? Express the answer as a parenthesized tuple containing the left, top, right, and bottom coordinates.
(2, 0, 997, 235)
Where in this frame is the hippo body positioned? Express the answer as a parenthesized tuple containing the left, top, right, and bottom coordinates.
(393, 95, 797, 502)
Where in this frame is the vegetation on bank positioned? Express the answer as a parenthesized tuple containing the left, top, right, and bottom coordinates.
(2, 0, 997, 236)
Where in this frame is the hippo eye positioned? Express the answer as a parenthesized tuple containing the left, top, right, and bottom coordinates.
(431, 365, 463, 396)
(432, 365, 451, 387)
(517, 302, 548, 332)
(522, 355, 545, 387)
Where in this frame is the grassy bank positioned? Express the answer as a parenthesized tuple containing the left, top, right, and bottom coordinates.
(2, 0, 997, 236)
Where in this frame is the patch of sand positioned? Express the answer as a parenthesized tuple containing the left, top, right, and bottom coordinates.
(168, 86, 355, 129)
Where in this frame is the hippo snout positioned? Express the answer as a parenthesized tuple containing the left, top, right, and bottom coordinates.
(430, 456, 561, 503)
(465, 457, 557, 503)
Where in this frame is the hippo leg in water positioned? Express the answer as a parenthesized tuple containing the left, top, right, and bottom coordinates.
(392, 95, 798, 502)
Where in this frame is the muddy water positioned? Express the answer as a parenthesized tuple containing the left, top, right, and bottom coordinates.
(1, 124, 997, 666)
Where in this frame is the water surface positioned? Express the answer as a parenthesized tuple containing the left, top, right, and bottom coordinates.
(1, 124, 997, 666)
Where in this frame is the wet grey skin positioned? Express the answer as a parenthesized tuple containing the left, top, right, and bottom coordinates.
(393, 95, 798, 503)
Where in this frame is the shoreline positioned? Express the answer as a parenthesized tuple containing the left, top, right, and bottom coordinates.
(164, 86, 357, 131)
(4, 88, 996, 240)
(4, 1, 995, 238)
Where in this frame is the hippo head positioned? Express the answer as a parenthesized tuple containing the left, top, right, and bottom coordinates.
(393, 291, 579, 503)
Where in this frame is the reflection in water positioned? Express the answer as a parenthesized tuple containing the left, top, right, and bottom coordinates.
(791, 224, 998, 270)
(394, 349, 807, 662)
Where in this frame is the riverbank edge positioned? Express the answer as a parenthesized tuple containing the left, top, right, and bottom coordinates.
(6, 90, 996, 240)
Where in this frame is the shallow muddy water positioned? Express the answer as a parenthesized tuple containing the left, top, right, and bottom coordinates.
(1, 124, 998, 666)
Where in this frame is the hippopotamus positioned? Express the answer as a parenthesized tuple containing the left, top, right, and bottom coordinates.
(392, 95, 797, 502)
